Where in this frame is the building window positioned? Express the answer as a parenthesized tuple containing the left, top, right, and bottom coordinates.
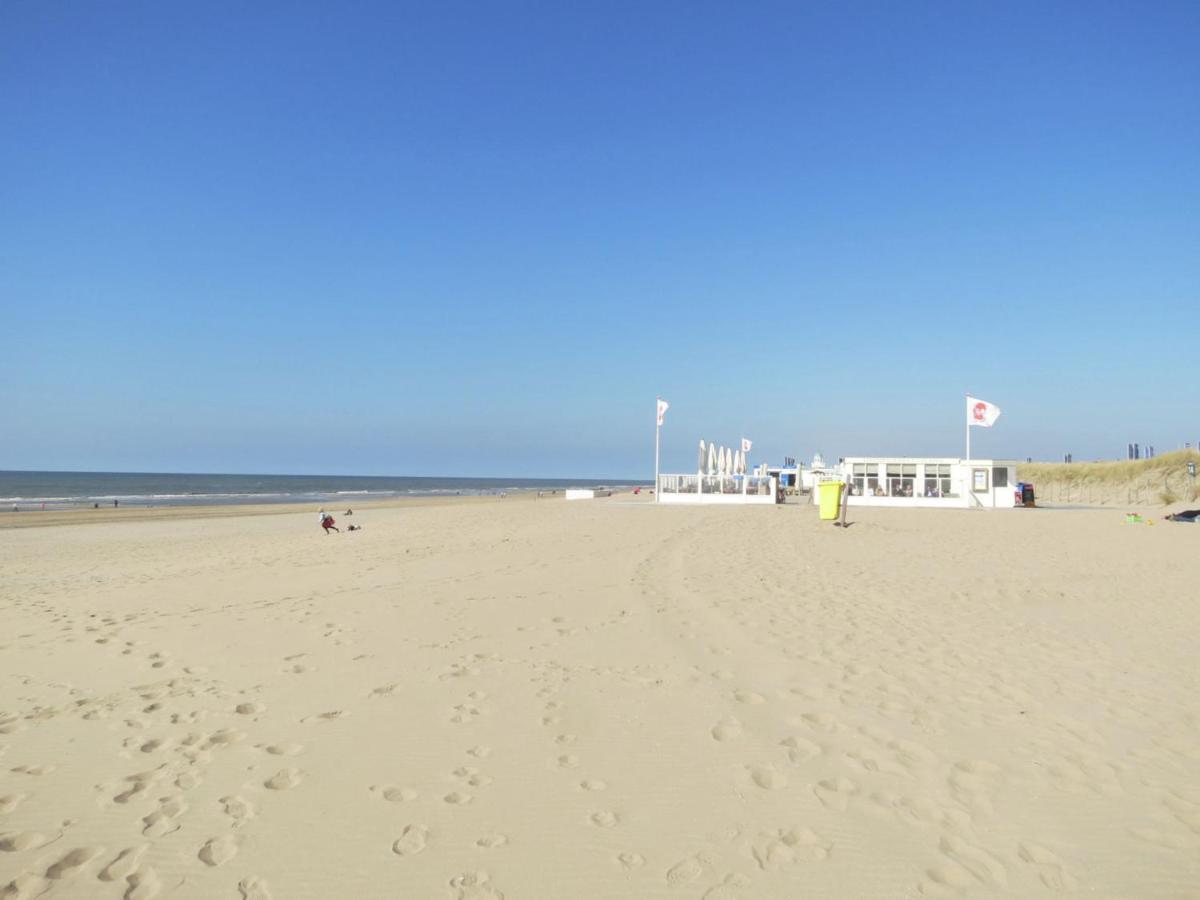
(851, 463, 880, 496)
(887, 463, 915, 497)
(993, 467, 1008, 488)
(923, 463, 953, 497)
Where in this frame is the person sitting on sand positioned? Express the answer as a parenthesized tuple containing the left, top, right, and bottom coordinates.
(347, 524, 362, 531)
(1165, 509, 1199, 522)
(319, 509, 339, 533)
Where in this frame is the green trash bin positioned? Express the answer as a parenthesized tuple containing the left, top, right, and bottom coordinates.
(818, 481, 844, 520)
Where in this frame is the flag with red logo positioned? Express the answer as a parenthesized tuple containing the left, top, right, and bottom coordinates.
(656, 399, 669, 426)
(967, 396, 1001, 427)
(741, 437, 752, 453)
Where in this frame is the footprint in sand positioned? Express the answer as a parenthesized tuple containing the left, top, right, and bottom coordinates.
(372, 785, 419, 803)
(392, 824, 429, 856)
(453, 767, 493, 787)
(99, 846, 147, 881)
(198, 835, 238, 867)
(556, 754, 580, 769)
(590, 811, 619, 827)
(702, 873, 751, 900)
(235, 702, 265, 716)
(125, 867, 162, 900)
(750, 827, 831, 870)
(748, 765, 787, 790)
(0, 832, 47, 852)
(46, 846, 105, 879)
(1018, 842, 1078, 891)
(451, 706, 484, 724)
(301, 711, 345, 724)
(580, 779, 607, 792)
(666, 856, 705, 885)
(734, 690, 766, 705)
(203, 728, 246, 750)
(264, 743, 304, 756)
(476, 834, 508, 848)
(813, 777, 859, 811)
(1, 872, 50, 899)
(449, 871, 504, 899)
(220, 795, 256, 823)
(142, 798, 187, 837)
(467, 746, 492, 759)
(617, 852, 645, 869)
(0, 794, 27, 815)
(264, 769, 302, 791)
(711, 718, 742, 742)
(10, 764, 55, 777)
(239, 876, 272, 900)
(781, 736, 821, 763)
(444, 791, 473, 805)
(937, 834, 1007, 886)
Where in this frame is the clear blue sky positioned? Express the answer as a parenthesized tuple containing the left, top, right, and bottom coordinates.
(2, 1, 1196, 477)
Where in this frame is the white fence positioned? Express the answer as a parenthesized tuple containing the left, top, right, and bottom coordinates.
(658, 474, 777, 505)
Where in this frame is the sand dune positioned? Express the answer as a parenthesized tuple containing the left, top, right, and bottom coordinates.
(1, 498, 1197, 898)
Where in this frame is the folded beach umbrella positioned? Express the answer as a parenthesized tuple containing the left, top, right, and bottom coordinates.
(698, 439, 706, 474)
(707, 442, 718, 475)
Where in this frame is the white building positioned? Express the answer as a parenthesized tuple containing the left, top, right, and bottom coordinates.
(815, 457, 1019, 509)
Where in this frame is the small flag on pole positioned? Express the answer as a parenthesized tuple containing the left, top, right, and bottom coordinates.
(656, 399, 670, 426)
(967, 396, 1001, 427)
(741, 437, 753, 453)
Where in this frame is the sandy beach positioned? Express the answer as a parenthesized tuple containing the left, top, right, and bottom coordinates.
(1, 497, 1198, 899)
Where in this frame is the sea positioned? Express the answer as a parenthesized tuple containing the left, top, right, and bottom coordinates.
(0, 471, 647, 511)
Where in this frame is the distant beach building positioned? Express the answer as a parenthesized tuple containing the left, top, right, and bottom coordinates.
(799, 453, 838, 492)
(766, 462, 802, 495)
(816, 457, 1019, 509)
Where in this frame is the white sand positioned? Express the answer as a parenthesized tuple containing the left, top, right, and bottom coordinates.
(1, 498, 1198, 898)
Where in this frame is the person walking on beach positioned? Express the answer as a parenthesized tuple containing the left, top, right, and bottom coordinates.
(319, 509, 339, 534)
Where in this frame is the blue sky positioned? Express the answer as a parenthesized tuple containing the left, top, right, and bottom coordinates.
(2, 1, 1196, 477)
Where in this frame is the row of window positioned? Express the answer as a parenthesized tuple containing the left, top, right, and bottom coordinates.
(848, 463, 1008, 498)
(849, 463, 952, 498)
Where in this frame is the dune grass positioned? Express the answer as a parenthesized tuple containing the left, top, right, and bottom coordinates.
(1018, 449, 1199, 506)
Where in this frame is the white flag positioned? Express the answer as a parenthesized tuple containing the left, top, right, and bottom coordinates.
(656, 398, 669, 426)
(741, 437, 752, 453)
(967, 396, 1001, 428)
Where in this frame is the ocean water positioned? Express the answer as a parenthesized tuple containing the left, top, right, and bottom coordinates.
(0, 471, 645, 511)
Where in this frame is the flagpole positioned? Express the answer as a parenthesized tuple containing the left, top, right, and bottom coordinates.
(654, 397, 661, 504)
(965, 393, 971, 461)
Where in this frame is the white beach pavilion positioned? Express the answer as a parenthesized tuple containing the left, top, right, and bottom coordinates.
(816, 457, 1020, 509)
